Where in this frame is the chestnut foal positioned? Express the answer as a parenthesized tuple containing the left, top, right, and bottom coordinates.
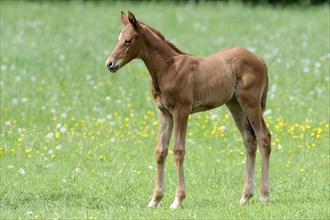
(105, 11, 271, 209)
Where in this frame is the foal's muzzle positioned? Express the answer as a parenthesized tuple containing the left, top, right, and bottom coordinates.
(105, 60, 120, 73)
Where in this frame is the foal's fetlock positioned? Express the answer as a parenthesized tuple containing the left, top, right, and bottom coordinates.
(148, 191, 164, 208)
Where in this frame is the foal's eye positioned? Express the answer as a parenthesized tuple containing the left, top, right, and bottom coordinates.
(125, 39, 132, 45)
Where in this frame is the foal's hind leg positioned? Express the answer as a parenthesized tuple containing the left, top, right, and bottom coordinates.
(226, 99, 257, 204)
(236, 95, 272, 203)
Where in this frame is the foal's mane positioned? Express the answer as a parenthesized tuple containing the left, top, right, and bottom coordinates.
(141, 21, 187, 55)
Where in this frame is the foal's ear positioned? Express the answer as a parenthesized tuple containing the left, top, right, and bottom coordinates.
(128, 11, 141, 30)
(121, 11, 128, 25)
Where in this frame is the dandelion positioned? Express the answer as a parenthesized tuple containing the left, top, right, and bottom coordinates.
(60, 126, 67, 133)
(27, 211, 33, 217)
(1, 64, 7, 71)
(46, 132, 54, 139)
(59, 54, 65, 61)
(75, 168, 81, 173)
(5, 121, 12, 127)
(286, 161, 291, 167)
(21, 97, 28, 102)
(264, 109, 272, 116)
(12, 98, 18, 105)
(85, 74, 92, 81)
(19, 168, 26, 175)
(25, 148, 32, 153)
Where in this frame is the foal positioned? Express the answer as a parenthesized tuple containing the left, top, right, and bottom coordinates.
(105, 11, 271, 209)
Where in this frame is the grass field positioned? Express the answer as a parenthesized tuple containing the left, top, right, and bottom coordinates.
(1, 1, 329, 219)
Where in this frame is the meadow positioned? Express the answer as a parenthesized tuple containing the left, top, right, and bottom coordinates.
(0, 1, 329, 219)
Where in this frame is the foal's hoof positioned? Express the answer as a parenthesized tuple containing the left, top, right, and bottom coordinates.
(148, 200, 159, 208)
(170, 198, 182, 209)
(259, 189, 269, 203)
(239, 194, 253, 205)
(240, 193, 253, 205)
(259, 193, 269, 203)
(240, 197, 249, 205)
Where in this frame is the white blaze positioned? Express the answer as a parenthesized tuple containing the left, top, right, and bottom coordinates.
(118, 32, 122, 41)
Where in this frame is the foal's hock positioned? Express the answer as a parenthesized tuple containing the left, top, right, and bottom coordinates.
(105, 11, 271, 209)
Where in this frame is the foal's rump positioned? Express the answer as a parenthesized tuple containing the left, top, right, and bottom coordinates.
(217, 47, 267, 78)
(217, 47, 268, 105)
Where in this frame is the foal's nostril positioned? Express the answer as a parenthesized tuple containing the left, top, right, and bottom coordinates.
(106, 60, 119, 73)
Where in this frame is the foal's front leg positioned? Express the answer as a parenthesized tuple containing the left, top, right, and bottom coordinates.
(148, 110, 173, 207)
(170, 106, 189, 209)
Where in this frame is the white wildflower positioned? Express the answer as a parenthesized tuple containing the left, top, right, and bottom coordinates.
(19, 168, 26, 175)
(60, 126, 67, 133)
(46, 132, 54, 139)
(5, 121, 12, 127)
(27, 211, 33, 217)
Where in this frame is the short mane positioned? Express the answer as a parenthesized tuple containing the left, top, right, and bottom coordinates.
(141, 22, 187, 55)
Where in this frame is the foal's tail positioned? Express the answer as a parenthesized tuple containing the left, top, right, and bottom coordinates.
(261, 59, 268, 112)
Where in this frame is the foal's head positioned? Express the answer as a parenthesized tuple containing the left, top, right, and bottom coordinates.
(105, 11, 143, 73)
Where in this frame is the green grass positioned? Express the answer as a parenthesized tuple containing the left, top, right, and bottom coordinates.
(1, 1, 329, 219)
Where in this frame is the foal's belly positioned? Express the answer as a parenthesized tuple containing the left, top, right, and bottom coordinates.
(191, 90, 233, 114)
(191, 103, 223, 113)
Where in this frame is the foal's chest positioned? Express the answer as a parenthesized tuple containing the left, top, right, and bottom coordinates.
(151, 84, 175, 113)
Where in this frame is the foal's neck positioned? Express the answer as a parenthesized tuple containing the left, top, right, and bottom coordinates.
(140, 28, 181, 85)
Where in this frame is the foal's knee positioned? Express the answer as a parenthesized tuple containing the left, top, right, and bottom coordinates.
(243, 135, 257, 155)
(156, 148, 168, 164)
(261, 131, 272, 155)
(173, 148, 185, 162)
